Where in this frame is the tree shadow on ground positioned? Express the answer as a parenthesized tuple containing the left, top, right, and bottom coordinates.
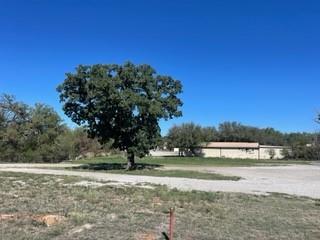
(72, 162, 162, 171)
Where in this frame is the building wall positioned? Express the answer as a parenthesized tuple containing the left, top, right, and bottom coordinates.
(201, 148, 259, 159)
(221, 148, 259, 159)
(259, 146, 285, 159)
(200, 147, 286, 159)
(201, 148, 221, 158)
(149, 150, 179, 157)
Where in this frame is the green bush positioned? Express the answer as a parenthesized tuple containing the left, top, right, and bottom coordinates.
(0, 94, 106, 163)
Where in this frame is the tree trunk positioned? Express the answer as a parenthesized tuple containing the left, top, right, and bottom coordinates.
(126, 152, 135, 170)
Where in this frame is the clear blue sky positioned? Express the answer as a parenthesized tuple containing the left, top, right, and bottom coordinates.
(1, 0, 319, 134)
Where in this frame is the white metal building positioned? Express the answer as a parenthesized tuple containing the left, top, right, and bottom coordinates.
(197, 142, 289, 159)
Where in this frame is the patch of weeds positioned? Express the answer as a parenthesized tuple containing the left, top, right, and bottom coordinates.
(60, 176, 84, 184)
(46, 224, 66, 238)
(68, 211, 88, 225)
(73, 189, 101, 204)
(153, 187, 220, 204)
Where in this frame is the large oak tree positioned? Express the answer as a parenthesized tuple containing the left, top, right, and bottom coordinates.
(57, 62, 183, 169)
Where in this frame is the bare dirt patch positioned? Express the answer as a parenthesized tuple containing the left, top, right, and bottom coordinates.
(0, 213, 66, 227)
(134, 232, 157, 240)
(69, 223, 94, 235)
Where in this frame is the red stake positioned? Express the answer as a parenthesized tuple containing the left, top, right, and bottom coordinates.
(169, 208, 175, 240)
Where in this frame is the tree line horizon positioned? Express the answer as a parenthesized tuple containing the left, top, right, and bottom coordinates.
(1, 62, 319, 166)
(1, 93, 317, 162)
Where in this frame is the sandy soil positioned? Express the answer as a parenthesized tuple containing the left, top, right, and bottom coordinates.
(0, 163, 81, 168)
(0, 163, 319, 198)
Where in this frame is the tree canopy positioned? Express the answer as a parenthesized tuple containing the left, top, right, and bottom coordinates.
(0, 94, 65, 162)
(57, 62, 183, 168)
(217, 121, 286, 145)
(0, 94, 109, 162)
(166, 121, 318, 159)
(167, 123, 217, 155)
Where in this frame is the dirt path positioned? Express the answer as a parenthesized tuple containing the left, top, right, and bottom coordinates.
(0, 164, 319, 198)
(0, 163, 81, 168)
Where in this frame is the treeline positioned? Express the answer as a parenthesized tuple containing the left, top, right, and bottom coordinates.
(166, 122, 320, 160)
(1, 94, 319, 162)
(0, 94, 111, 163)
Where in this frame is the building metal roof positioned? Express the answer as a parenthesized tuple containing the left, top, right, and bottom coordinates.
(202, 142, 260, 149)
(260, 145, 291, 149)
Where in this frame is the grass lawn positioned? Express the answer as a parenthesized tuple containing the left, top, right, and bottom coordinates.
(71, 163, 241, 181)
(100, 169, 241, 180)
(65, 156, 310, 180)
(0, 172, 319, 240)
(71, 155, 311, 167)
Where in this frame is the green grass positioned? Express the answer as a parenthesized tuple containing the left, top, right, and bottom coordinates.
(110, 169, 240, 180)
(73, 166, 241, 181)
(55, 155, 311, 181)
(0, 172, 319, 240)
(71, 155, 311, 167)
(68, 158, 241, 180)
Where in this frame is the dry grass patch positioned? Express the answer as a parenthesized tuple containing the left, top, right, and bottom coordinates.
(0, 172, 319, 240)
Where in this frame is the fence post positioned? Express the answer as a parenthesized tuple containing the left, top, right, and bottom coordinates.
(169, 208, 175, 240)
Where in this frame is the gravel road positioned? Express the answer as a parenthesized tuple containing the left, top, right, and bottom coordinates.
(0, 163, 319, 198)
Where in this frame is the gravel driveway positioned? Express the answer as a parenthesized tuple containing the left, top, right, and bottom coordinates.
(0, 163, 319, 198)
